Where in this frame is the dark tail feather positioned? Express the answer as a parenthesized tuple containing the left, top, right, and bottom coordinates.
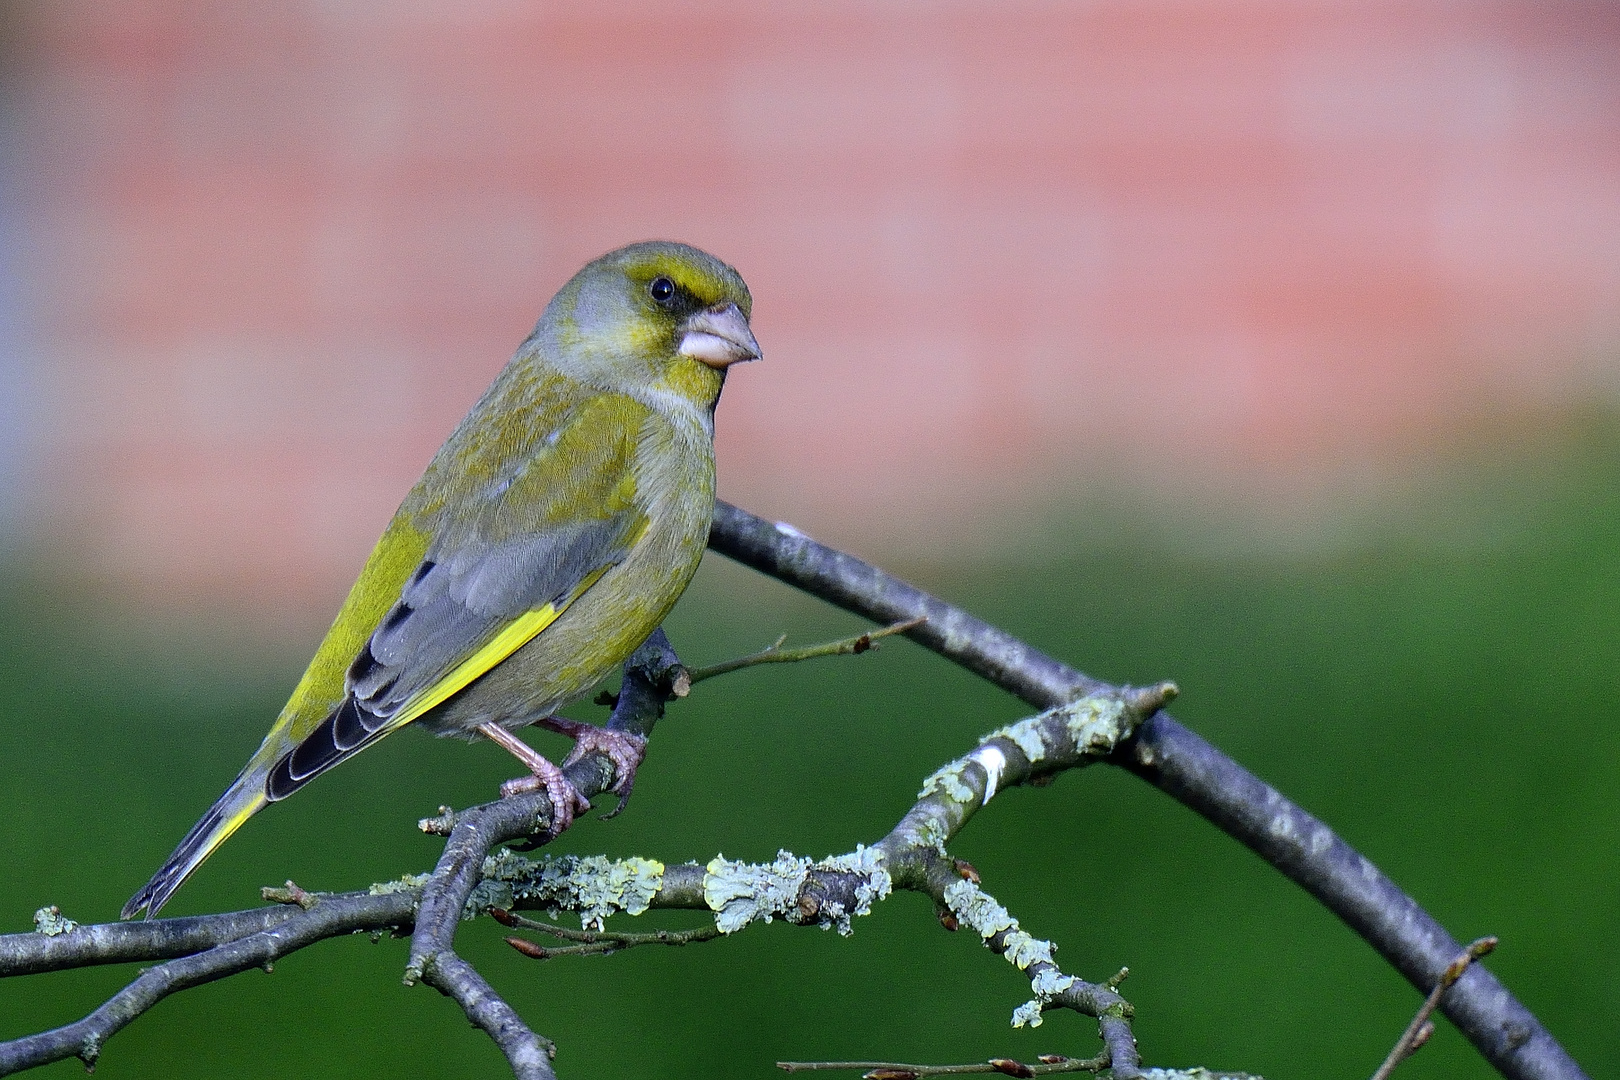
(123, 696, 393, 919)
(265, 697, 389, 801)
(121, 778, 268, 920)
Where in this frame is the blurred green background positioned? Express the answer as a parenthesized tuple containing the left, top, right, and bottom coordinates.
(1, 415, 1615, 1080)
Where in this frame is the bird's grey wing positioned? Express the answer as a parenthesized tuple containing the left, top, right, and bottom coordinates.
(264, 512, 640, 801)
(351, 513, 640, 717)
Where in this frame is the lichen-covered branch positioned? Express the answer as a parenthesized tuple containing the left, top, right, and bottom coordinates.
(707, 500, 1587, 1080)
(0, 501, 1589, 1080)
(478, 683, 1185, 1078)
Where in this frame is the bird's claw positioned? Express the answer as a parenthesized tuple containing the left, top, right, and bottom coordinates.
(536, 717, 648, 817)
(499, 758, 591, 838)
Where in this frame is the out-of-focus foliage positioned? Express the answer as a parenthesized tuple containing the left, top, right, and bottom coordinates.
(2, 417, 1617, 1079)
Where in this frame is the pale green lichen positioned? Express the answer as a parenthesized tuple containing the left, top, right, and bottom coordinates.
(944, 880, 1076, 1029)
(942, 879, 1015, 939)
(1062, 694, 1130, 755)
(1031, 967, 1077, 996)
(814, 844, 893, 935)
(369, 872, 431, 896)
(898, 813, 950, 855)
(465, 849, 525, 915)
(33, 906, 77, 936)
(918, 759, 976, 803)
(466, 851, 665, 930)
(1002, 929, 1057, 970)
(703, 851, 812, 933)
(986, 714, 1049, 763)
(977, 691, 1134, 781)
(567, 855, 664, 928)
(1011, 966, 1080, 1027)
(1010, 1000, 1044, 1028)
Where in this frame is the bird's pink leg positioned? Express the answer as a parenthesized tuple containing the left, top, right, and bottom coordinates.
(534, 717, 648, 819)
(476, 722, 592, 837)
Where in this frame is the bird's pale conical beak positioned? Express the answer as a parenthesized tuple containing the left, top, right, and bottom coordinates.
(677, 302, 761, 369)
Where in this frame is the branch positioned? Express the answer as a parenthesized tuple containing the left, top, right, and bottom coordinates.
(0, 890, 416, 1074)
(1, 903, 306, 976)
(403, 628, 689, 1080)
(0, 502, 1587, 1080)
(707, 500, 1587, 1080)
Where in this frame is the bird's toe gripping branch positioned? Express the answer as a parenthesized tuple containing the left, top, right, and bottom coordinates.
(477, 721, 594, 837)
(536, 717, 649, 818)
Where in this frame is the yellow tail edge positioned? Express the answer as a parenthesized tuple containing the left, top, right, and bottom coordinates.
(121, 779, 269, 920)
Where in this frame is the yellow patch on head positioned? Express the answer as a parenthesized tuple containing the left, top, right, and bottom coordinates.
(624, 250, 752, 319)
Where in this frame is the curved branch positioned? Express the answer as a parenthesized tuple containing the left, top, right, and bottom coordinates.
(0, 505, 1588, 1080)
(707, 500, 1587, 1080)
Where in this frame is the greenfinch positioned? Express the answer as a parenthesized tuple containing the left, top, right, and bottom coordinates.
(123, 241, 760, 919)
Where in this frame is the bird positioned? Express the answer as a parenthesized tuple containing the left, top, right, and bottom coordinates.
(122, 240, 760, 919)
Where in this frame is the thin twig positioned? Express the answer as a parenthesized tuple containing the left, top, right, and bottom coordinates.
(491, 909, 721, 958)
(777, 1053, 1107, 1077)
(685, 617, 926, 685)
(1370, 936, 1499, 1080)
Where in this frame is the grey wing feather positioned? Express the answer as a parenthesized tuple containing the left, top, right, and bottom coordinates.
(346, 514, 637, 719)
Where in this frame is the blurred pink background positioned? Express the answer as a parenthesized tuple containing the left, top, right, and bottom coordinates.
(5, 1, 1620, 608)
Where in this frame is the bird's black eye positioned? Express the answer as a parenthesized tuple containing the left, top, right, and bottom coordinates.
(649, 276, 676, 305)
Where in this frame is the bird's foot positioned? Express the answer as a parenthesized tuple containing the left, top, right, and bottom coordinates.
(535, 717, 648, 819)
(477, 721, 592, 838)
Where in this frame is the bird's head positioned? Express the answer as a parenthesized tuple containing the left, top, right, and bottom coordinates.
(533, 241, 759, 412)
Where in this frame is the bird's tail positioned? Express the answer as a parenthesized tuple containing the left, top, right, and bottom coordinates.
(121, 773, 269, 920)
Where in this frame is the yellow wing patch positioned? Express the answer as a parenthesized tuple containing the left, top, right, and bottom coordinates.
(387, 564, 613, 730)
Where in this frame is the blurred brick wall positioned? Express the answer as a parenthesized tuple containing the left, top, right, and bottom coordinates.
(10, 1, 1620, 606)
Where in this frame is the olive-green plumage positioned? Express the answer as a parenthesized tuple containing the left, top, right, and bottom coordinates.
(123, 241, 758, 919)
